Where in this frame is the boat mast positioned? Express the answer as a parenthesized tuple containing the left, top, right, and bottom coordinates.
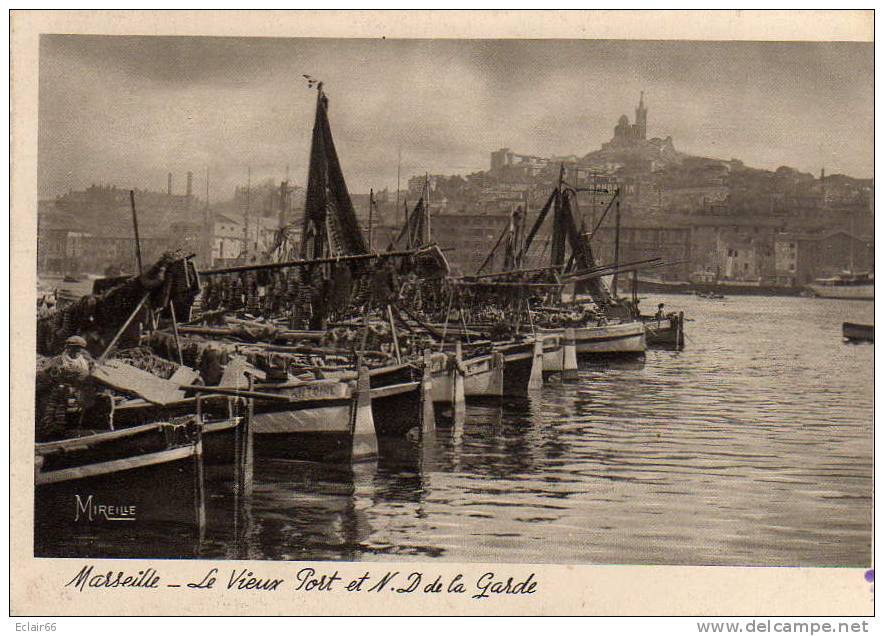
(611, 189, 621, 295)
(849, 213, 856, 272)
(243, 166, 251, 260)
(550, 163, 567, 273)
(204, 166, 211, 267)
(396, 146, 402, 229)
(368, 188, 374, 252)
(425, 173, 431, 244)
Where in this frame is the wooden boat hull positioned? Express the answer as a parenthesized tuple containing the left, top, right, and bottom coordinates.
(367, 364, 423, 437)
(34, 422, 205, 551)
(843, 322, 874, 342)
(573, 321, 646, 356)
(111, 396, 243, 466)
(541, 333, 564, 375)
(642, 313, 686, 349)
(370, 380, 423, 438)
(496, 341, 537, 397)
(430, 350, 503, 402)
(807, 284, 873, 300)
(250, 380, 357, 462)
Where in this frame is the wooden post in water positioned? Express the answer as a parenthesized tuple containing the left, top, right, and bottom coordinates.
(421, 348, 436, 434)
(528, 336, 545, 390)
(489, 350, 505, 398)
(562, 327, 579, 381)
(243, 375, 255, 499)
(452, 340, 466, 426)
(192, 420, 207, 544)
(350, 357, 378, 463)
(677, 311, 685, 350)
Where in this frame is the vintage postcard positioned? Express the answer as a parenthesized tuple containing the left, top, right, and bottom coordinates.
(9, 10, 875, 617)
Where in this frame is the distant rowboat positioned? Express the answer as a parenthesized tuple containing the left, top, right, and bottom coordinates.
(842, 322, 874, 343)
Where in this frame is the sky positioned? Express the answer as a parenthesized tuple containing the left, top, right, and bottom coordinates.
(38, 35, 873, 201)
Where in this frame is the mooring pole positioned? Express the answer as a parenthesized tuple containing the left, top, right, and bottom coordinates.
(129, 190, 143, 276)
(169, 301, 185, 365)
(611, 193, 621, 296)
(387, 305, 402, 364)
(368, 188, 374, 252)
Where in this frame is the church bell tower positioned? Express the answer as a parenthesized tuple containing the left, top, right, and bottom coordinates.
(635, 91, 647, 140)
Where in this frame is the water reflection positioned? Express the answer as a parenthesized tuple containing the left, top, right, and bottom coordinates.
(40, 295, 873, 566)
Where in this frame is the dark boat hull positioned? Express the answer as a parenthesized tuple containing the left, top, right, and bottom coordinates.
(843, 322, 874, 343)
(34, 423, 205, 555)
(642, 313, 686, 349)
(637, 279, 802, 297)
(496, 341, 536, 398)
(367, 364, 423, 437)
(112, 396, 242, 466)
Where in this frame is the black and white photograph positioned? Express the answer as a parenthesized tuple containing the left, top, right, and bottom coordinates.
(15, 10, 874, 616)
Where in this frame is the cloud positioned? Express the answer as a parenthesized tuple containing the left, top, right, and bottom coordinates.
(38, 36, 872, 200)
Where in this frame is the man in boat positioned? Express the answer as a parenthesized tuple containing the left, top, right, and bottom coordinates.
(35, 335, 95, 441)
(654, 303, 666, 321)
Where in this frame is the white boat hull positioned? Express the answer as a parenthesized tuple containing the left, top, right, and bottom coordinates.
(573, 321, 646, 355)
(807, 283, 873, 300)
(542, 333, 564, 373)
(430, 351, 503, 401)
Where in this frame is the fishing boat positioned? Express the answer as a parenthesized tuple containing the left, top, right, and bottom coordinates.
(806, 272, 874, 300)
(541, 331, 565, 375)
(842, 322, 874, 343)
(470, 171, 649, 359)
(428, 346, 505, 402)
(109, 393, 247, 467)
(34, 419, 206, 539)
(570, 320, 646, 355)
(250, 374, 373, 463)
(641, 312, 686, 349)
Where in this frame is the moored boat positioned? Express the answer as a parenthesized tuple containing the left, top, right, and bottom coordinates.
(807, 272, 874, 300)
(249, 376, 369, 463)
(34, 419, 206, 543)
(641, 311, 686, 349)
(572, 320, 646, 357)
(842, 322, 874, 343)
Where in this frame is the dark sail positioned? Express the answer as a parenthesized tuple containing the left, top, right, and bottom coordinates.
(560, 192, 612, 305)
(388, 196, 428, 251)
(300, 86, 368, 259)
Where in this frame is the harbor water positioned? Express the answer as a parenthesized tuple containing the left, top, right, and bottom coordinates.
(37, 293, 873, 567)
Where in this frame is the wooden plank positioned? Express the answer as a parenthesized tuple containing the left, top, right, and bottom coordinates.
(169, 365, 201, 387)
(92, 360, 185, 405)
(219, 355, 265, 390)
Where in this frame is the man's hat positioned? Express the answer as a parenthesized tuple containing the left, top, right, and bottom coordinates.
(64, 335, 87, 348)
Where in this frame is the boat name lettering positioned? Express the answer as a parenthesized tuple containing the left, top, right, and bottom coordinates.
(287, 383, 345, 400)
(74, 495, 136, 522)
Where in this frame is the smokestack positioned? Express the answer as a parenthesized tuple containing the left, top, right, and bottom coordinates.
(167, 172, 173, 196)
(186, 171, 193, 198)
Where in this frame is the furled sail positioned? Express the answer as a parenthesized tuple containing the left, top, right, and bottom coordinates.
(388, 196, 429, 251)
(300, 85, 368, 259)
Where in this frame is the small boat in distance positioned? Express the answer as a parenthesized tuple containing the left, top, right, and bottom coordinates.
(807, 272, 874, 301)
(842, 322, 873, 343)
